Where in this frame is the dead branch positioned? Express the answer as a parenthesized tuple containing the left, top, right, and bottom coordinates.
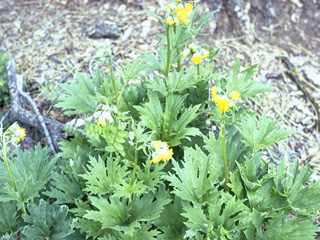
(5, 59, 66, 153)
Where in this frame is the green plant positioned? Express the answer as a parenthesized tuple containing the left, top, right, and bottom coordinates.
(1, 1, 320, 239)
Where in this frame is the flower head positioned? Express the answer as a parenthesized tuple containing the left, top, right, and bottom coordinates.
(216, 96, 231, 113)
(202, 50, 210, 58)
(150, 140, 173, 164)
(16, 126, 26, 143)
(230, 90, 241, 100)
(211, 86, 219, 102)
(166, 17, 175, 25)
(5, 122, 26, 144)
(185, 3, 194, 13)
(183, 19, 191, 25)
(191, 53, 203, 65)
(178, 10, 188, 21)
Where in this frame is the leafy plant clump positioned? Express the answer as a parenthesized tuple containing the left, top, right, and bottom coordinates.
(1, 1, 320, 239)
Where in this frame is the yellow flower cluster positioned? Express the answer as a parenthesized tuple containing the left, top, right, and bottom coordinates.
(165, 1, 194, 26)
(2, 122, 26, 144)
(150, 140, 174, 164)
(211, 86, 241, 113)
(181, 43, 210, 65)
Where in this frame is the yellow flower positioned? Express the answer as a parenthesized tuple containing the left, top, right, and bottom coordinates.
(178, 10, 188, 21)
(97, 120, 106, 127)
(211, 86, 219, 102)
(185, 3, 194, 13)
(202, 50, 209, 58)
(151, 148, 173, 164)
(16, 126, 26, 143)
(216, 96, 231, 113)
(183, 19, 191, 25)
(166, 17, 175, 26)
(230, 90, 241, 100)
(175, 4, 184, 13)
(191, 54, 203, 65)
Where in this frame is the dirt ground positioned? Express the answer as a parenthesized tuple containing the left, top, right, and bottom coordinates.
(0, 0, 320, 174)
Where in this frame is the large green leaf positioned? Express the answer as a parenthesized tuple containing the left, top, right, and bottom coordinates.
(164, 146, 220, 205)
(84, 193, 170, 236)
(22, 199, 73, 240)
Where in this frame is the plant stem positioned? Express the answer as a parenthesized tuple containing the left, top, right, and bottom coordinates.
(3, 140, 17, 192)
(197, 64, 200, 77)
(130, 142, 139, 185)
(221, 122, 230, 192)
(2, 139, 26, 213)
(109, 55, 119, 107)
(173, 25, 181, 72)
(165, 26, 171, 77)
(21, 203, 26, 214)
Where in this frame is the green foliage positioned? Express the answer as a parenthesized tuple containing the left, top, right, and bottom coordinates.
(240, 112, 293, 153)
(135, 91, 201, 146)
(22, 199, 74, 239)
(0, 51, 10, 106)
(165, 146, 220, 205)
(2, 2, 319, 239)
(80, 155, 129, 196)
(83, 194, 170, 237)
(0, 145, 56, 206)
(0, 201, 22, 236)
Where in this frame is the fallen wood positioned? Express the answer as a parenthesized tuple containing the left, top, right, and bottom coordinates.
(5, 59, 66, 153)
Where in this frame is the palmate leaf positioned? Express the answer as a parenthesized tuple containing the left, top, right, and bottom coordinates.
(155, 196, 187, 240)
(134, 91, 164, 135)
(55, 72, 97, 115)
(239, 112, 292, 153)
(136, 160, 165, 193)
(135, 91, 200, 146)
(71, 199, 111, 239)
(45, 146, 89, 204)
(84, 193, 170, 236)
(164, 146, 220, 205)
(271, 160, 320, 215)
(203, 126, 251, 179)
(228, 59, 273, 98)
(0, 201, 22, 236)
(245, 210, 318, 240)
(102, 223, 160, 240)
(0, 145, 56, 205)
(182, 193, 248, 240)
(22, 199, 73, 240)
(80, 155, 129, 196)
(112, 179, 147, 199)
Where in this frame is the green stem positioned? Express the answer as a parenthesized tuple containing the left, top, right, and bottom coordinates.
(21, 203, 26, 214)
(173, 25, 181, 72)
(109, 55, 119, 107)
(3, 140, 17, 192)
(197, 64, 200, 77)
(221, 122, 230, 192)
(130, 142, 139, 185)
(165, 26, 171, 77)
